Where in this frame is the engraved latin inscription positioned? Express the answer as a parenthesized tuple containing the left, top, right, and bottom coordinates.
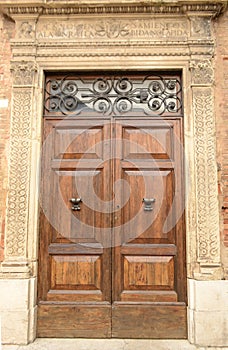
(37, 18, 188, 40)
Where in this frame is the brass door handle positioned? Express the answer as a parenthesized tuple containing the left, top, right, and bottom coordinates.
(70, 198, 82, 211)
(142, 198, 155, 211)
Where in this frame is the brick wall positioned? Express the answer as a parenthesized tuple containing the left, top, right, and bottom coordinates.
(214, 9, 228, 277)
(0, 14, 14, 261)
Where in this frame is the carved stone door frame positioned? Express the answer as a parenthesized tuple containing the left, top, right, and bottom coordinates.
(0, 1, 226, 345)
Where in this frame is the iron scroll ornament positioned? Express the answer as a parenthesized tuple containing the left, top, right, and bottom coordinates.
(44, 74, 182, 117)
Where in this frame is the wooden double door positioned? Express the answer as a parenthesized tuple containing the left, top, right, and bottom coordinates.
(38, 73, 186, 338)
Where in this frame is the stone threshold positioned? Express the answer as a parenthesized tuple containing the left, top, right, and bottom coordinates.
(2, 339, 228, 350)
(2, 339, 197, 350)
(0, 339, 203, 350)
(3, 338, 228, 350)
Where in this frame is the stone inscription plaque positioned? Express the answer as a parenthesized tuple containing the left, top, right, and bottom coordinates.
(36, 18, 188, 41)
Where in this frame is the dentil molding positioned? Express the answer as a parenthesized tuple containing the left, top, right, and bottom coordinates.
(0, 1, 227, 16)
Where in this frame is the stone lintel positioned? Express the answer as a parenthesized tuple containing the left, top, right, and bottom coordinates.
(7, 16, 216, 61)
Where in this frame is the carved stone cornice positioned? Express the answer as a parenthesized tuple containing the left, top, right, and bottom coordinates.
(0, 1, 226, 17)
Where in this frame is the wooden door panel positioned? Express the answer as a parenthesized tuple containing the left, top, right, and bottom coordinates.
(112, 304, 187, 339)
(54, 125, 103, 160)
(121, 169, 175, 242)
(122, 124, 173, 160)
(123, 255, 175, 290)
(120, 243, 177, 302)
(120, 254, 177, 302)
(52, 168, 109, 241)
(50, 255, 102, 289)
(37, 304, 111, 338)
(46, 244, 106, 302)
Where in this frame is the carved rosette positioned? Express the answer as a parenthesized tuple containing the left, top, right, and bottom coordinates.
(193, 88, 220, 266)
(17, 21, 36, 40)
(5, 62, 36, 259)
(189, 16, 211, 38)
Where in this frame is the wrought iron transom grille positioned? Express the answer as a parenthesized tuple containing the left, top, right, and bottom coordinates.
(44, 72, 182, 117)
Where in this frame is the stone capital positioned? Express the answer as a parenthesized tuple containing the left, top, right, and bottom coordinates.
(190, 59, 214, 85)
(11, 61, 37, 86)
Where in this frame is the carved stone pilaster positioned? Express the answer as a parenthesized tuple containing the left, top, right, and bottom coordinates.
(192, 85, 221, 278)
(4, 62, 36, 264)
(190, 57, 221, 279)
